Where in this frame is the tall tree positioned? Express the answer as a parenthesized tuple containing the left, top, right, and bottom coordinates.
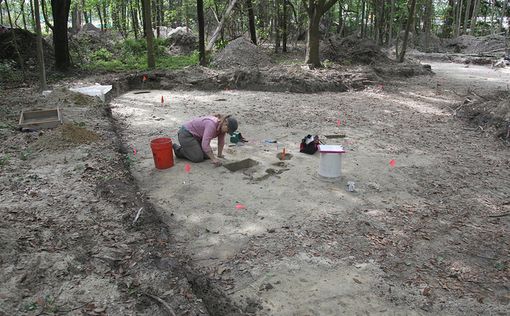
(206, 0, 238, 51)
(51, 0, 72, 71)
(399, 0, 417, 62)
(34, 0, 47, 90)
(423, 0, 433, 51)
(455, 0, 464, 36)
(282, 0, 288, 52)
(197, 0, 206, 65)
(463, 0, 472, 34)
(142, 0, 155, 68)
(500, 0, 507, 31)
(303, 0, 338, 68)
(469, 0, 479, 34)
(388, 0, 395, 46)
(247, 0, 257, 44)
(274, 0, 280, 52)
(360, 0, 365, 36)
(442, 0, 454, 36)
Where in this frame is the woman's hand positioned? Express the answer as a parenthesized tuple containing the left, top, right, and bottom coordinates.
(212, 159, 222, 167)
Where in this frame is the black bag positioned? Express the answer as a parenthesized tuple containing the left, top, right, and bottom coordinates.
(300, 135, 320, 154)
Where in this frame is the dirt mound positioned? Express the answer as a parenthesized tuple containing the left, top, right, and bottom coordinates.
(42, 87, 102, 107)
(69, 28, 120, 64)
(30, 123, 100, 152)
(0, 28, 54, 66)
(321, 35, 391, 65)
(81, 22, 101, 33)
(211, 37, 272, 69)
(445, 34, 507, 54)
(165, 27, 197, 54)
(458, 92, 510, 141)
(414, 33, 445, 53)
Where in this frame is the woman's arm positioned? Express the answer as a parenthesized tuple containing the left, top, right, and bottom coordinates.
(217, 134, 225, 158)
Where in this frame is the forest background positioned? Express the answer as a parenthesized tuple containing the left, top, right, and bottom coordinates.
(0, 0, 508, 88)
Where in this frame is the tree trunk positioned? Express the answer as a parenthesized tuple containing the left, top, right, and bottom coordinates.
(442, 0, 454, 37)
(502, 0, 508, 32)
(423, 0, 433, 52)
(376, 0, 384, 45)
(490, 0, 495, 34)
(130, 1, 139, 38)
(34, 0, 47, 90)
(469, 0, 480, 35)
(274, 0, 280, 53)
(21, 0, 27, 30)
(206, 0, 238, 51)
(360, 0, 365, 37)
(282, 0, 287, 52)
(463, 0, 472, 34)
(156, 0, 161, 37)
(97, 4, 103, 30)
(399, 0, 417, 62)
(305, 9, 321, 67)
(336, 1, 342, 34)
(303, 0, 337, 67)
(41, 0, 53, 30)
(51, 0, 72, 71)
(197, 0, 206, 65)
(455, 0, 463, 36)
(247, 0, 257, 45)
(102, 2, 107, 29)
(142, 0, 155, 68)
(80, 0, 87, 24)
(30, 0, 36, 31)
(388, 0, 394, 46)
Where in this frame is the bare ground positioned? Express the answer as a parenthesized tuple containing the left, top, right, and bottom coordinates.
(0, 61, 509, 315)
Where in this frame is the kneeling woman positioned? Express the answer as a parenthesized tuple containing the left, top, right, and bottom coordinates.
(173, 114, 238, 167)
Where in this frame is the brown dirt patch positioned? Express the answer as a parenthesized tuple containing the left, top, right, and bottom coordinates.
(211, 37, 273, 69)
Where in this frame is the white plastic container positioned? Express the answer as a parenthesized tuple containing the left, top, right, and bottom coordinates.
(318, 145, 346, 178)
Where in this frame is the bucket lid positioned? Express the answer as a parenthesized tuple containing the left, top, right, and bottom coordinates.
(319, 144, 346, 153)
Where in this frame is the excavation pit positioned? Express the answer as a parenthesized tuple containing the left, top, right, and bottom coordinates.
(223, 158, 259, 172)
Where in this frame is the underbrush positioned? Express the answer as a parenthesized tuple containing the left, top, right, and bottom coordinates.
(76, 37, 199, 71)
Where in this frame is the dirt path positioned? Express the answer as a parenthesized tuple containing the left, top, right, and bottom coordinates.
(111, 63, 509, 315)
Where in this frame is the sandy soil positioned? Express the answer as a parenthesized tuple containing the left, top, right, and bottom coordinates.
(109, 62, 509, 315)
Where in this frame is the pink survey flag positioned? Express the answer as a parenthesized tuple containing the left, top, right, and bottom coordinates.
(185, 163, 191, 173)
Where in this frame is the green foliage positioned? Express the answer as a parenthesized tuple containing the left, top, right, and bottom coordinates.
(82, 36, 198, 71)
(215, 38, 229, 50)
(86, 51, 199, 71)
(90, 48, 113, 62)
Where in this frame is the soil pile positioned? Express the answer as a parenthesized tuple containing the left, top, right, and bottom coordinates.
(321, 35, 391, 64)
(81, 22, 101, 33)
(445, 34, 507, 54)
(165, 27, 197, 54)
(211, 37, 273, 69)
(414, 33, 444, 53)
(458, 92, 510, 141)
(69, 27, 120, 64)
(0, 28, 54, 66)
(32, 123, 101, 151)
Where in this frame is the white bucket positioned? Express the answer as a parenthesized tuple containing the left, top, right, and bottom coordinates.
(318, 145, 345, 178)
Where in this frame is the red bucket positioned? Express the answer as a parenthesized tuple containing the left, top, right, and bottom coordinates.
(150, 138, 174, 169)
